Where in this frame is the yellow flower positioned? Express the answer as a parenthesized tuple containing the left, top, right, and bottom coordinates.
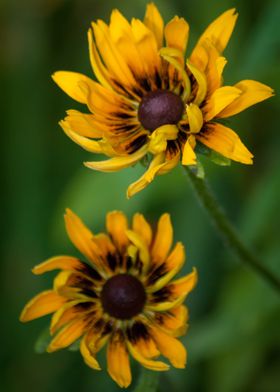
(53, 4, 273, 197)
(20, 209, 197, 388)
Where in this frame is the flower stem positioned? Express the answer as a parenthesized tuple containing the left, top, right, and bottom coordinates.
(183, 166, 280, 292)
(133, 368, 159, 392)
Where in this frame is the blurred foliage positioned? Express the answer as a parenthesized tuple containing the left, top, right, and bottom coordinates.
(1, 0, 280, 391)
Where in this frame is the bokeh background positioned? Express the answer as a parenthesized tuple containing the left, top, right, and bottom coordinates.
(2, 0, 280, 391)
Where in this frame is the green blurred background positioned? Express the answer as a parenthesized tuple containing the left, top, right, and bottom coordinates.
(2, 0, 280, 390)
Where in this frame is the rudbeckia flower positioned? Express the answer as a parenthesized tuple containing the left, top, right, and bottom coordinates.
(53, 4, 273, 197)
(20, 209, 197, 388)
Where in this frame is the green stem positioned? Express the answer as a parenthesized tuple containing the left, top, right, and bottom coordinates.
(133, 368, 159, 392)
(183, 166, 280, 292)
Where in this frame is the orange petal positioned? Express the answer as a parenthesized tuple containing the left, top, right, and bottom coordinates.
(151, 214, 173, 265)
(20, 290, 66, 322)
(107, 332, 131, 388)
(106, 211, 129, 252)
(150, 327, 187, 368)
(47, 318, 89, 352)
(32, 255, 83, 275)
(132, 213, 153, 247)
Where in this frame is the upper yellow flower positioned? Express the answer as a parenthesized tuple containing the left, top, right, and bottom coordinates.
(20, 209, 197, 388)
(53, 4, 273, 197)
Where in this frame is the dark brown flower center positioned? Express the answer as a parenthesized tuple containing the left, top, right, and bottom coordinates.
(101, 274, 146, 320)
(138, 90, 184, 131)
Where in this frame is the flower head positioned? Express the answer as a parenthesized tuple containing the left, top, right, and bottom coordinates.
(53, 4, 273, 197)
(20, 209, 197, 388)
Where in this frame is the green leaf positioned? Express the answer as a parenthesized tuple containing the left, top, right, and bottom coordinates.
(196, 141, 231, 166)
(208, 151, 231, 166)
(34, 327, 52, 354)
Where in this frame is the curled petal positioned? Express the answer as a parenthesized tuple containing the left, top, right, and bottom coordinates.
(187, 61, 207, 105)
(186, 104, 203, 134)
(126, 153, 166, 198)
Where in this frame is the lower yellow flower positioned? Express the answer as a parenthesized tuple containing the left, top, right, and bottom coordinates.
(20, 209, 197, 388)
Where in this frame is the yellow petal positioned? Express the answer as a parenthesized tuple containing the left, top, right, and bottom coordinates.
(59, 120, 103, 153)
(131, 18, 160, 75)
(186, 60, 207, 105)
(203, 86, 241, 121)
(182, 136, 197, 165)
(52, 71, 96, 104)
(47, 318, 88, 352)
(170, 268, 198, 297)
(92, 20, 136, 88)
(132, 213, 153, 247)
(32, 255, 83, 275)
(84, 145, 148, 172)
(144, 3, 164, 48)
(192, 8, 238, 55)
(147, 242, 185, 293)
(126, 322, 160, 359)
(87, 28, 115, 90)
(50, 300, 90, 334)
(64, 209, 103, 270)
(151, 214, 173, 265)
(106, 211, 129, 251)
(109, 10, 145, 79)
(126, 153, 166, 198)
(197, 123, 254, 164)
(154, 305, 189, 337)
(150, 327, 187, 368)
(80, 334, 101, 370)
(165, 16, 189, 54)
(107, 332, 132, 388)
(218, 80, 274, 118)
(127, 340, 169, 371)
(20, 290, 66, 322)
(146, 294, 186, 312)
(126, 230, 150, 272)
